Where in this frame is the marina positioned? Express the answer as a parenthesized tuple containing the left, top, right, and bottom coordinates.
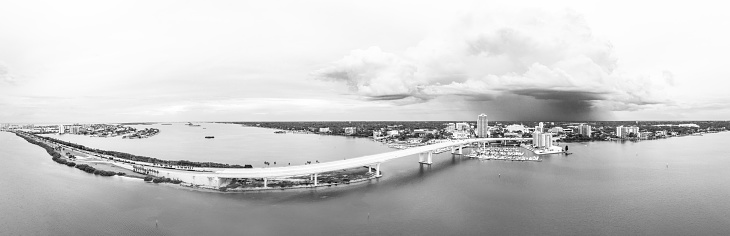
(465, 146, 541, 162)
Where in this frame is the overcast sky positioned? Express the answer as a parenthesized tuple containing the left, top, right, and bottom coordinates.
(1, 0, 728, 123)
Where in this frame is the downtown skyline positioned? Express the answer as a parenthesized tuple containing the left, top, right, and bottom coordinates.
(2, 0, 730, 123)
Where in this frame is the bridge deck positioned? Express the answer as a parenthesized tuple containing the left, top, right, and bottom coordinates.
(211, 138, 529, 178)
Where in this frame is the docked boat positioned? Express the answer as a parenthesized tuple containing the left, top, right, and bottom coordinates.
(205, 136, 214, 139)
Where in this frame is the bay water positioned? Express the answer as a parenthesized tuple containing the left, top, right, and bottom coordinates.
(1, 124, 729, 235)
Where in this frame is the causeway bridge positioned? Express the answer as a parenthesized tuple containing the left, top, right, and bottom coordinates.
(182, 137, 530, 187)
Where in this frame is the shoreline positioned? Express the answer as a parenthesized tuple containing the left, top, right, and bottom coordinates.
(9, 128, 727, 193)
(13, 130, 381, 193)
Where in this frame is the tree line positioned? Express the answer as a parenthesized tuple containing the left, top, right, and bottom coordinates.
(31, 133, 245, 168)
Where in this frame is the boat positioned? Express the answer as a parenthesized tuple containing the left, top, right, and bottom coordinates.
(205, 136, 214, 139)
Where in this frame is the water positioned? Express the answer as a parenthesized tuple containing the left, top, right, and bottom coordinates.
(40, 123, 394, 166)
(2, 125, 730, 235)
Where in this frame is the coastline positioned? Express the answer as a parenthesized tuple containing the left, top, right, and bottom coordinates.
(13, 130, 381, 193)
(9, 128, 727, 193)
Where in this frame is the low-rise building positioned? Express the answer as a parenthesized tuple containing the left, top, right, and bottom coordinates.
(455, 122, 470, 131)
(505, 124, 528, 133)
(452, 130, 469, 139)
(387, 130, 400, 136)
(344, 127, 356, 135)
(413, 129, 437, 137)
(548, 127, 564, 133)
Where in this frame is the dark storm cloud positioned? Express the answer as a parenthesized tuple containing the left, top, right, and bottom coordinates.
(509, 89, 608, 101)
(467, 94, 609, 121)
(366, 94, 415, 101)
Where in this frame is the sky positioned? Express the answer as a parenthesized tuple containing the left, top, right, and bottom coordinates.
(1, 0, 729, 123)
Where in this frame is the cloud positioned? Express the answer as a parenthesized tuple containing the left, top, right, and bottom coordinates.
(0, 62, 16, 85)
(313, 8, 674, 116)
(312, 47, 423, 99)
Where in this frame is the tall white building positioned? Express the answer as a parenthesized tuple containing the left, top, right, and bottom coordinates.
(476, 113, 489, 138)
(58, 125, 65, 134)
(532, 132, 553, 148)
(536, 122, 545, 133)
(616, 126, 639, 138)
(578, 124, 592, 137)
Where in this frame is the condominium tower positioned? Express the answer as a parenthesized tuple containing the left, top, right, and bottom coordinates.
(477, 113, 489, 138)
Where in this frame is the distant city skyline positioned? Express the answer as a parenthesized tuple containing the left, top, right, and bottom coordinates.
(2, 0, 729, 123)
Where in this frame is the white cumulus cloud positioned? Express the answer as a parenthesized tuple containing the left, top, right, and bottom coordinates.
(313, 8, 674, 111)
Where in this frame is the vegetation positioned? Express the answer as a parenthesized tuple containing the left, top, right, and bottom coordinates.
(13, 132, 122, 177)
(29, 133, 245, 168)
(226, 121, 459, 137)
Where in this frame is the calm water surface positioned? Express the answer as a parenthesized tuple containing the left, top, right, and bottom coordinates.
(2, 124, 729, 235)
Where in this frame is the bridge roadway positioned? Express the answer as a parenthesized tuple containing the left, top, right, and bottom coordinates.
(210, 137, 530, 179)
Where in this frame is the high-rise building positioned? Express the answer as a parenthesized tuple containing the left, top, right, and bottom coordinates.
(536, 122, 545, 133)
(58, 125, 65, 134)
(532, 132, 553, 148)
(616, 126, 639, 138)
(476, 113, 489, 138)
(578, 124, 592, 137)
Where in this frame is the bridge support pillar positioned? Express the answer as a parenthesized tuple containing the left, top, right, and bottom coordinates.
(263, 178, 268, 188)
(451, 146, 455, 154)
(426, 151, 433, 164)
(314, 173, 318, 186)
(368, 165, 372, 174)
(458, 146, 463, 155)
(419, 153, 424, 163)
(375, 163, 382, 177)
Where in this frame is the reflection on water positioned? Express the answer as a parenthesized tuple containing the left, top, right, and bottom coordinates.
(3, 126, 730, 235)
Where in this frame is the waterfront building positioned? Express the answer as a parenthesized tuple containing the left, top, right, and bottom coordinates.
(318, 127, 330, 133)
(69, 125, 81, 134)
(344, 127, 356, 135)
(536, 122, 545, 133)
(532, 132, 553, 148)
(578, 124, 592, 137)
(58, 125, 65, 134)
(386, 130, 400, 136)
(476, 113, 489, 138)
(372, 131, 383, 139)
(616, 126, 639, 138)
